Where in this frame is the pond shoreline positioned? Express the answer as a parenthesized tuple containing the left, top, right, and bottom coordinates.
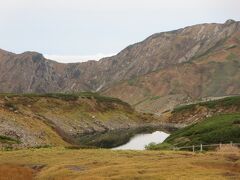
(113, 131, 170, 150)
(73, 123, 178, 149)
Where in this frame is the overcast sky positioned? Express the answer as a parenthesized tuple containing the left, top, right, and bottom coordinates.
(0, 0, 239, 63)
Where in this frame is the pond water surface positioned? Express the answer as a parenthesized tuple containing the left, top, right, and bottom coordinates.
(112, 131, 170, 150)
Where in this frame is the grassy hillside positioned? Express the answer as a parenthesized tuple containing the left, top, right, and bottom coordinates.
(0, 92, 129, 106)
(147, 97, 240, 150)
(0, 148, 239, 179)
(0, 93, 162, 149)
(172, 96, 240, 113)
(167, 95, 240, 125)
(146, 113, 240, 150)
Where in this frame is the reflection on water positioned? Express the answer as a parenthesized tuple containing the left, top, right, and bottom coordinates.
(112, 131, 169, 150)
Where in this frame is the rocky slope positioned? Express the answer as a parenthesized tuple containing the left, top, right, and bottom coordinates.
(0, 93, 161, 149)
(103, 21, 240, 113)
(0, 20, 240, 113)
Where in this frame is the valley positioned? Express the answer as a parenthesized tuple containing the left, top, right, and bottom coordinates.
(0, 20, 240, 179)
(1, 93, 239, 151)
(0, 93, 166, 149)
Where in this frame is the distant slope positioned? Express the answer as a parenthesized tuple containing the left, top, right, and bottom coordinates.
(103, 27, 240, 113)
(0, 93, 160, 149)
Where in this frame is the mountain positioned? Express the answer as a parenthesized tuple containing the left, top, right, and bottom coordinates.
(0, 20, 240, 113)
(103, 20, 240, 113)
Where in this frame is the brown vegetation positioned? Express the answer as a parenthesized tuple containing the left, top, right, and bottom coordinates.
(0, 148, 239, 179)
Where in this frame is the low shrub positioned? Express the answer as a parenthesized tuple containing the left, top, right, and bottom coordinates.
(145, 142, 173, 150)
(0, 135, 20, 144)
(4, 102, 18, 111)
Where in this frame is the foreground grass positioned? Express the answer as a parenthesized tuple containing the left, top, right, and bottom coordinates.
(0, 148, 239, 180)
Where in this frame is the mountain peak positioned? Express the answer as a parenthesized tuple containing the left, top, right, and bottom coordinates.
(0, 49, 15, 56)
(21, 51, 43, 57)
(224, 19, 236, 25)
(20, 51, 45, 62)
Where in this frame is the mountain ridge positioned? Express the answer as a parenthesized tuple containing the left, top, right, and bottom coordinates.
(0, 20, 240, 113)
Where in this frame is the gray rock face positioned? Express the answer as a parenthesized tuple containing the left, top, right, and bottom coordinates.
(0, 50, 63, 93)
(0, 20, 239, 93)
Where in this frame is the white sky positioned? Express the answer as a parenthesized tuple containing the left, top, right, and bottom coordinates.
(45, 53, 116, 63)
(0, 0, 239, 63)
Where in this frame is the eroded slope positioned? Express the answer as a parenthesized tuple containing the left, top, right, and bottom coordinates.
(0, 93, 161, 149)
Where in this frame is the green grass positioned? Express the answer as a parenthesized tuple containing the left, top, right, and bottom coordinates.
(172, 96, 240, 113)
(172, 104, 196, 113)
(146, 113, 240, 150)
(0, 92, 129, 106)
(200, 96, 240, 108)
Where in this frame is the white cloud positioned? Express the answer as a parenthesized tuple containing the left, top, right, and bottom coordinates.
(45, 53, 116, 63)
